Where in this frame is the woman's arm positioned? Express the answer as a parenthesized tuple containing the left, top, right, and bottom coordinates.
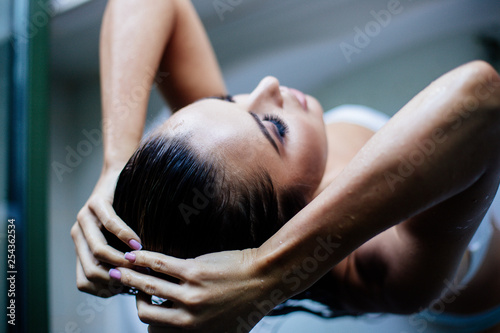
(331, 68, 500, 313)
(258, 60, 500, 307)
(100, 0, 225, 167)
(113, 61, 500, 331)
(72, 0, 226, 296)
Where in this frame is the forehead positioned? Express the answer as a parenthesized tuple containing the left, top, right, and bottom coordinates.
(161, 99, 271, 165)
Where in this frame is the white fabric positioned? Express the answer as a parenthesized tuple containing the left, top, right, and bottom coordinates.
(323, 104, 389, 131)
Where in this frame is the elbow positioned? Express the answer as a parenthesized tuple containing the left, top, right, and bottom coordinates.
(462, 60, 499, 85)
(461, 60, 500, 111)
(465, 61, 500, 143)
(441, 61, 500, 137)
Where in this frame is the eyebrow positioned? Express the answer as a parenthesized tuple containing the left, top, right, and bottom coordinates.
(249, 112, 280, 155)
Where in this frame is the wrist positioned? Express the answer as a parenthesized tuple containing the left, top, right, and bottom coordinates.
(93, 163, 125, 199)
(253, 243, 299, 302)
(102, 154, 132, 175)
(243, 247, 290, 317)
(102, 161, 127, 175)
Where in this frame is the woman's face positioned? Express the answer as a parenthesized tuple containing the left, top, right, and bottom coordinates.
(161, 76, 328, 200)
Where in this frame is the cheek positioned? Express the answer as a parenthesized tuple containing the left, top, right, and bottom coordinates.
(288, 119, 327, 186)
(300, 138, 326, 176)
(298, 113, 327, 162)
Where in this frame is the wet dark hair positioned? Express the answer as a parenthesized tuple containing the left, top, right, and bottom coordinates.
(109, 134, 307, 258)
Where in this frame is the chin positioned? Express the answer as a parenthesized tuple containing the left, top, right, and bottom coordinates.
(306, 95, 324, 116)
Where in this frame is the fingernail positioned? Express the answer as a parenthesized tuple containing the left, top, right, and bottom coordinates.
(128, 239, 142, 250)
(124, 252, 136, 262)
(109, 268, 121, 280)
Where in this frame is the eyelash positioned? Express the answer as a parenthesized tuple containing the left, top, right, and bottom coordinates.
(263, 114, 289, 138)
(210, 95, 234, 102)
(209, 96, 289, 139)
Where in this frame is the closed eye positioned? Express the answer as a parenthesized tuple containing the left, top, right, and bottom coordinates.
(263, 114, 289, 139)
(249, 112, 280, 155)
(207, 95, 235, 102)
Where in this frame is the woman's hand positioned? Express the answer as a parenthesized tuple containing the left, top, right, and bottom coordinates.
(110, 249, 281, 332)
(74, 0, 227, 299)
(71, 168, 142, 297)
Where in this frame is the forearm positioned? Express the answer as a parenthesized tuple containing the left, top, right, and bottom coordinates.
(258, 61, 500, 299)
(100, 0, 225, 171)
(155, 0, 226, 108)
(100, 0, 176, 170)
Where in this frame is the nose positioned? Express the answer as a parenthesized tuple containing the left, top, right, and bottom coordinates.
(246, 76, 283, 112)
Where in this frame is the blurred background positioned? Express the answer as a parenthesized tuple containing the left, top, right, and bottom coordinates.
(1, 0, 500, 331)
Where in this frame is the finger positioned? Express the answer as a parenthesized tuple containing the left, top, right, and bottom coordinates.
(72, 223, 111, 283)
(136, 292, 192, 328)
(75, 258, 117, 297)
(88, 196, 142, 250)
(124, 250, 188, 280)
(77, 209, 133, 266)
(74, 223, 134, 295)
(112, 267, 184, 303)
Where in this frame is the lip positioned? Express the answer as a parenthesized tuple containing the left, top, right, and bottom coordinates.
(282, 86, 308, 111)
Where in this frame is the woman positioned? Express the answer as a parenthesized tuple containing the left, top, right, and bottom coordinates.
(107, 71, 500, 332)
(71, 0, 500, 331)
(107, 80, 325, 260)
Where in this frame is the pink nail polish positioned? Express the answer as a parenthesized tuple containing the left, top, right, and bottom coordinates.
(109, 268, 121, 280)
(128, 239, 142, 250)
(124, 252, 136, 262)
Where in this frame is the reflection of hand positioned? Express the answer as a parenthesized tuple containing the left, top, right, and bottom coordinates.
(111, 249, 278, 332)
(71, 169, 142, 297)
